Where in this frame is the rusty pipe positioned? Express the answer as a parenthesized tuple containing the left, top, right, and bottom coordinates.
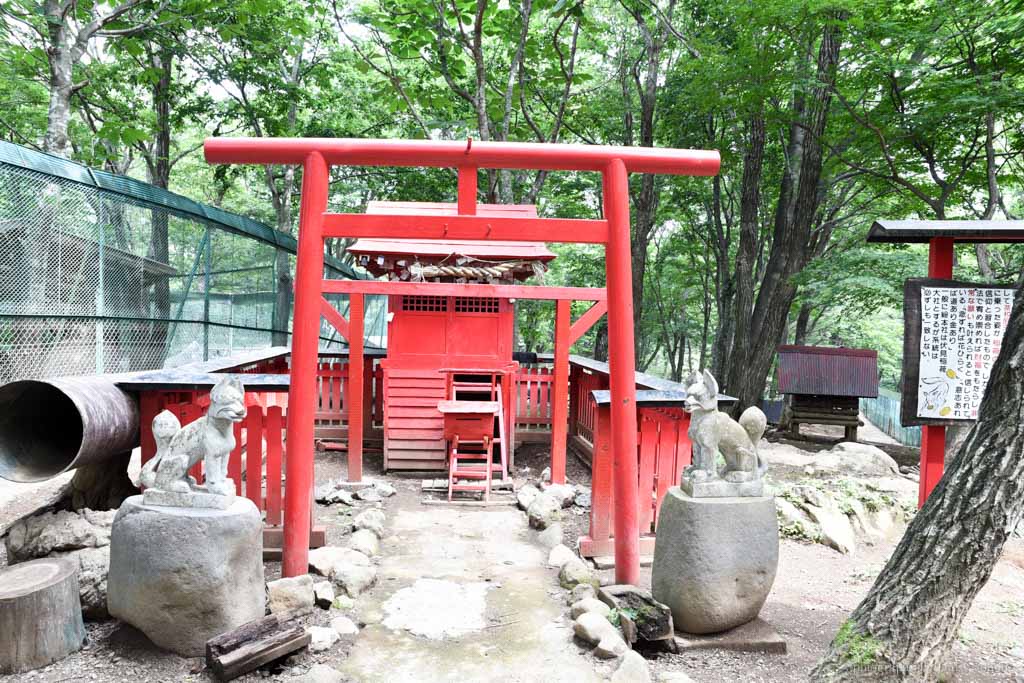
(0, 376, 139, 483)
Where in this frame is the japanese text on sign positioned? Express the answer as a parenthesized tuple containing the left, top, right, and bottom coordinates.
(918, 286, 1013, 419)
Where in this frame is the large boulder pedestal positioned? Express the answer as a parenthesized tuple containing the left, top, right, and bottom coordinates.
(652, 487, 778, 635)
(107, 495, 265, 656)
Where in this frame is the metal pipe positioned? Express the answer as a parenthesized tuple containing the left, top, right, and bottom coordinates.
(0, 376, 139, 483)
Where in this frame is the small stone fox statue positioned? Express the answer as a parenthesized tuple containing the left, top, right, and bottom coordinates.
(683, 370, 768, 484)
(139, 376, 247, 496)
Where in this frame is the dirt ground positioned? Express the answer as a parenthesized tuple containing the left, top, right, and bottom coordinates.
(1, 426, 1023, 682)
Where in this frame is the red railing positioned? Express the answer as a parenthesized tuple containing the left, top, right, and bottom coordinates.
(314, 358, 384, 438)
(514, 366, 555, 432)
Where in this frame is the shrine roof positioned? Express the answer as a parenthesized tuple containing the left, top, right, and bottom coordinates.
(348, 201, 557, 262)
(867, 219, 1024, 243)
(776, 345, 879, 398)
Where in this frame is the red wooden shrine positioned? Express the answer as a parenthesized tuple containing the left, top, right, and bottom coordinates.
(347, 203, 556, 475)
(205, 137, 720, 585)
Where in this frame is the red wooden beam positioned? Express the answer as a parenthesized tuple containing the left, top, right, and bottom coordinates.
(603, 158, 641, 586)
(919, 237, 955, 507)
(320, 297, 350, 341)
(457, 167, 477, 215)
(321, 279, 606, 301)
(322, 213, 609, 244)
(205, 137, 721, 176)
(282, 151, 329, 578)
(550, 300, 571, 485)
(347, 293, 364, 482)
(569, 300, 608, 346)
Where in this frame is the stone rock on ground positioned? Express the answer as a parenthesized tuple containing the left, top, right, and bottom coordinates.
(574, 611, 628, 659)
(574, 488, 592, 508)
(612, 651, 653, 683)
(349, 528, 380, 557)
(542, 483, 577, 508)
(373, 481, 396, 497)
(267, 574, 314, 616)
(571, 597, 611, 619)
(540, 466, 551, 482)
(308, 546, 371, 575)
(527, 493, 561, 530)
(568, 583, 597, 605)
(803, 503, 856, 554)
(658, 671, 696, 683)
(815, 442, 900, 477)
(313, 580, 335, 609)
(332, 594, 355, 610)
(516, 484, 540, 511)
(307, 625, 340, 652)
(335, 563, 377, 597)
(325, 489, 355, 506)
(355, 487, 383, 503)
(314, 481, 338, 503)
(107, 496, 265, 656)
(353, 509, 386, 537)
(547, 544, 577, 569)
(291, 664, 346, 683)
(330, 615, 359, 636)
(53, 546, 109, 620)
(775, 497, 819, 539)
(4, 508, 115, 561)
(537, 523, 563, 550)
(559, 556, 598, 590)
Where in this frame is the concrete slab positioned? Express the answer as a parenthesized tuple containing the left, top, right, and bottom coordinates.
(674, 617, 787, 654)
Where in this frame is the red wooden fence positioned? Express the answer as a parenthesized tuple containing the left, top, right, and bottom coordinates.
(578, 403, 691, 557)
(514, 366, 554, 432)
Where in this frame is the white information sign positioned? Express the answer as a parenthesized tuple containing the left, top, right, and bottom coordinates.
(917, 286, 1013, 419)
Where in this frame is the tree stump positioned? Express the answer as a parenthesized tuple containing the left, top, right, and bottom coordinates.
(0, 557, 85, 673)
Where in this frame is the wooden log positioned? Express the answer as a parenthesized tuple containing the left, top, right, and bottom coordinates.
(205, 612, 311, 681)
(0, 558, 85, 674)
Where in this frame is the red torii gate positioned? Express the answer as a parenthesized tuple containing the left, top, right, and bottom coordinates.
(204, 138, 720, 584)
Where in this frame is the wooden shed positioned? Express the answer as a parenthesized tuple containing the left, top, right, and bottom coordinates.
(776, 345, 879, 441)
(348, 201, 556, 474)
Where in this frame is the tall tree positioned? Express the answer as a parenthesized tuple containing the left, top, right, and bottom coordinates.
(0, 0, 167, 157)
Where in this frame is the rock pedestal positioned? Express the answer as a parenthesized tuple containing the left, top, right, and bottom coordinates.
(652, 487, 778, 635)
(107, 495, 265, 656)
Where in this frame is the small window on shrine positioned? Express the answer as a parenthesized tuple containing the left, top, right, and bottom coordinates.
(454, 297, 499, 313)
(402, 295, 448, 311)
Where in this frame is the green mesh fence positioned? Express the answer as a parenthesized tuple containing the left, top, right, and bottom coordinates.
(0, 142, 385, 384)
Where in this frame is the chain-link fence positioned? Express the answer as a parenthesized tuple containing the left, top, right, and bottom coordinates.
(0, 142, 385, 385)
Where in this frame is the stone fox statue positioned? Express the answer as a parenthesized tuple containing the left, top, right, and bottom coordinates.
(139, 376, 247, 496)
(683, 370, 768, 483)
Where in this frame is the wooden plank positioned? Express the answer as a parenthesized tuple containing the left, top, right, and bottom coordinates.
(322, 278, 607, 301)
(637, 415, 658, 533)
(245, 410, 263, 509)
(386, 449, 447, 460)
(386, 428, 444, 440)
(388, 396, 445, 407)
(654, 415, 678, 529)
(386, 368, 447, 379)
(389, 407, 443, 418)
(206, 613, 310, 681)
(385, 439, 446, 450)
(228, 420, 242, 495)
(387, 386, 447, 398)
(265, 407, 283, 526)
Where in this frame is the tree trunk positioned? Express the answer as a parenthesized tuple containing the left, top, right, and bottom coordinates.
(793, 302, 813, 345)
(724, 16, 844, 413)
(812, 283, 1024, 681)
(147, 49, 174, 356)
(0, 557, 85, 674)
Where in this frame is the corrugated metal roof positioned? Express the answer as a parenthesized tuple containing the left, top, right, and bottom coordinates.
(867, 219, 1024, 243)
(776, 345, 879, 397)
(349, 201, 556, 262)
